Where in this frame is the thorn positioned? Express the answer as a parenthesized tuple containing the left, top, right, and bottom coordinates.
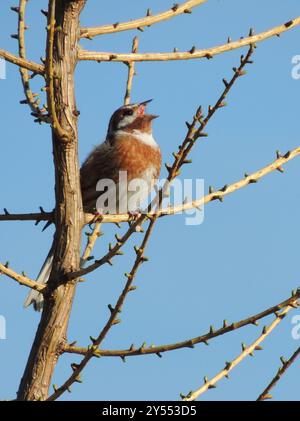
(121, 355, 126, 363)
(227, 37, 232, 43)
(204, 376, 208, 384)
(128, 285, 137, 292)
(10, 6, 20, 13)
(189, 46, 196, 54)
(209, 325, 214, 334)
(241, 343, 247, 351)
(262, 326, 268, 334)
(198, 132, 208, 138)
(113, 22, 120, 28)
(11, 34, 19, 40)
(41, 9, 48, 17)
(276, 166, 284, 173)
(249, 28, 254, 36)
(108, 304, 114, 314)
(146, 8, 152, 17)
(280, 356, 287, 365)
(89, 335, 97, 345)
(52, 384, 58, 392)
(42, 220, 52, 232)
(137, 27, 144, 32)
(208, 384, 217, 389)
(3, 208, 10, 215)
(255, 345, 263, 351)
(172, 4, 179, 12)
(165, 163, 172, 172)
(173, 47, 179, 53)
(184, 9, 192, 14)
(223, 319, 228, 328)
(284, 150, 291, 159)
(112, 318, 121, 325)
(262, 393, 273, 400)
(156, 352, 162, 358)
(69, 340, 77, 347)
(205, 53, 213, 60)
(209, 186, 214, 194)
(203, 340, 209, 346)
(225, 361, 232, 370)
(129, 344, 135, 351)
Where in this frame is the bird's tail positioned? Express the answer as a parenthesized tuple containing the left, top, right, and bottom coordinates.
(24, 246, 54, 312)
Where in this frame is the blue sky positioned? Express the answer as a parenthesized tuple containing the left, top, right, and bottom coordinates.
(0, 0, 300, 401)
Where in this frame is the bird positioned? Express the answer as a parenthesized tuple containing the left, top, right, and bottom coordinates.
(24, 100, 161, 311)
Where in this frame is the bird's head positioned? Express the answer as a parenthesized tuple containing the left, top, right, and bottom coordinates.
(107, 100, 158, 137)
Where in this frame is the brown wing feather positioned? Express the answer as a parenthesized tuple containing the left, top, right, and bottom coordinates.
(80, 141, 119, 211)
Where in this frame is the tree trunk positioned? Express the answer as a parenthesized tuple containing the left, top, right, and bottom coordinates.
(17, 0, 86, 401)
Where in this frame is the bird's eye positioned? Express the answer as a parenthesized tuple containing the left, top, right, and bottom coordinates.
(123, 109, 134, 116)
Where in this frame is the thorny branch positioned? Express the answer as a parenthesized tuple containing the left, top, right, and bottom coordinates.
(182, 304, 297, 401)
(80, 0, 207, 39)
(0, 262, 45, 292)
(2, 138, 300, 227)
(16, 1, 49, 123)
(124, 37, 139, 105)
(257, 345, 300, 401)
(0, 48, 44, 73)
(78, 17, 300, 63)
(63, 290, 300, 358)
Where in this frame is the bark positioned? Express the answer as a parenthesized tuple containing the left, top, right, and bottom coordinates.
(17, 0, 86, 401)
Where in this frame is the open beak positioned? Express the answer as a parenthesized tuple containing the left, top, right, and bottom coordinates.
(137, 99, 159, 119)
(140, 99, 153, 106)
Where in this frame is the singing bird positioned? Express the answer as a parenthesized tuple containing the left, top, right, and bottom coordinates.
(24, 100, 161, 310)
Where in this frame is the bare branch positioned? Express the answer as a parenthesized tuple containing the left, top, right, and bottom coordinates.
(81, 221, 102, 266)
(80, 0, 207, 39)
(0, 48, 44, 74)
(63, 290, 300, 358)
(17, 0, 49, 123)
(0, 263, 45, 292)
(182, 305, 296, 401)
(0, 210, 53, 223)
(257, 346, 300, 401)
(124, 37, 139, 105)
(78, 17, 300, 63)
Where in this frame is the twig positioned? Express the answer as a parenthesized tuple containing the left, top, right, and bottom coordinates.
(0, 263, 45, 292)
(63, 290, 300, 358)
(0, 48, 44, 73)
(81, 221, 102, 266)
(78, 17, 300, 62)
(47, 219, 156, 401)
(257, 346, 300, 401)
(182, 305, 296, 401)
(0, 210, 53, 223)
(17, 0, 49, 123)
(80, 0, 207, 38)
(45, 0, 70, 141)
(124, 37, 139, 105)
